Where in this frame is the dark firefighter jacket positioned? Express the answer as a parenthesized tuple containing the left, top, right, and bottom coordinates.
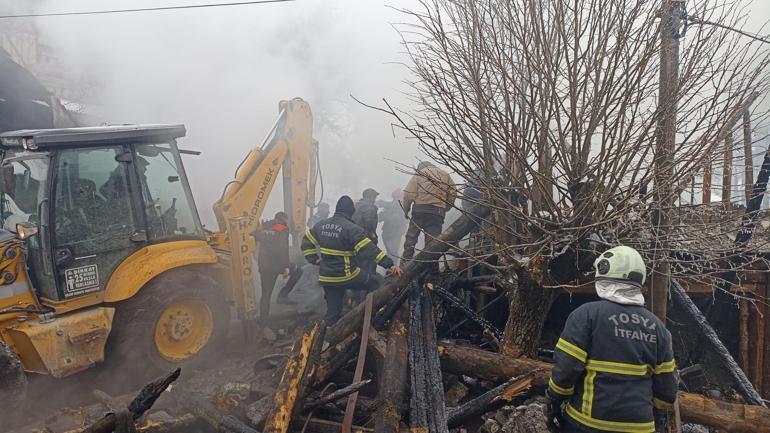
(254, 219, 290, 271)
(548, 300, 678, 433)
(301, 212, 394, 285)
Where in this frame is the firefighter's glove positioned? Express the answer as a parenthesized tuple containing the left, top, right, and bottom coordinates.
(543, 389, 565, 433)
(653, 408, 668, 433)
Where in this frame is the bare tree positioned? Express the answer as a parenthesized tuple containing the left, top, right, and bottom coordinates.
(384, 0, 770, 356)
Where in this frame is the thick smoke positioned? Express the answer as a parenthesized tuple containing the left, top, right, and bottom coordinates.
(34, 0, 421, 226)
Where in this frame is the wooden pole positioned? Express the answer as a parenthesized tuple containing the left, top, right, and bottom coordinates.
(740, 295, 750, 374)
(342, 295, 373, 433)
(651, 0, 684, 322)
(744, 109, 754, 205)
(724, 133, 734, 208)
(703, 160, 712, 204)
(751, 298, 764, 391)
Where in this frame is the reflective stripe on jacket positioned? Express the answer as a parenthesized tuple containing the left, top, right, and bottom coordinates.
(301, 212, 394, 285)
(548, 300, 678, 433)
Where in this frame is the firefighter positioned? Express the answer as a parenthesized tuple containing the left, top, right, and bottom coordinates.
(301, 195, 403, 324)
(544, 246, 678, 433)
(253, 212, 291, 321)
(354, 188, 380, 274)
(401, 161, 456, 269)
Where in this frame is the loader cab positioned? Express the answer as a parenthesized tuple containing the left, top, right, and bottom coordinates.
(0, 125, 204, 301)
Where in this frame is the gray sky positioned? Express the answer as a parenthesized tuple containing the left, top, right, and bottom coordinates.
(33, 0, 421, 226)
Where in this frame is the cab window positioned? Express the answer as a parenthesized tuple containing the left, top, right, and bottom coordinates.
(53, 147, 138, 298)
(135, 143, 203, 240)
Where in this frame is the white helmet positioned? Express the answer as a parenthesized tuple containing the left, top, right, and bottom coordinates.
(594, 246, 646, 287)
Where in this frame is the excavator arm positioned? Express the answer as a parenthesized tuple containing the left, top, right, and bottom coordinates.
(210, 98, 318, 319)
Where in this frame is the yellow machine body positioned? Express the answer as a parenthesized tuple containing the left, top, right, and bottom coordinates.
(0, 98, 318, 378)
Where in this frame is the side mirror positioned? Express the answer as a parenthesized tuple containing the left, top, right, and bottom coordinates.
(16, 222, 38, 240)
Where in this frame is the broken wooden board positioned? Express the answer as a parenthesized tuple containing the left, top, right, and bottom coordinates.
(263, 321, 324, 433)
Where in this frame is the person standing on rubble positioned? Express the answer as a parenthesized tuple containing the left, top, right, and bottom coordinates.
(301, 196, 403, 324)
(379, 189, 408, 260)
(354, 188, 380, 274)
(401, 161, 457, 269)
(544, 246, 678, 433)
(253, 212, 292, 322)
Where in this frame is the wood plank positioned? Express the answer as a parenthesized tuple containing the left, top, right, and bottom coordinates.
(264, 321, 324, 433)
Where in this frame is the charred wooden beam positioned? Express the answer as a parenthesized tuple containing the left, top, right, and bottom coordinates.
(670, 280, 765, 406)
(264, 321, 325, 433)
(408, 287, 449, 433)
(373, 307, 408, 433)
(325, 206, 491, 346)
(81, 369, 181, 433)
(431, 284, 502, 340)
(446, 371, 536, 429)
(437, 341, 770, 433)
(305, 380, 372, 410)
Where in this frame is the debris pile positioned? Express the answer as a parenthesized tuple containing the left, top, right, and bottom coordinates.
(12, 208, 770, 433)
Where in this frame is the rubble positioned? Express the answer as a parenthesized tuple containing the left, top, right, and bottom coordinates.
(12, 206, 770, 433)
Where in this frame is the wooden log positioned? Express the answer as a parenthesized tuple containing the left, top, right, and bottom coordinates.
(81, 369, 181, 433)
(373, 307, 408, 433)
(670, 280, 765, 406)
(446, 371, 536, 429)
(264, 321, 325, 433)
(678, 392, 770, 433)
(325, 206, 490, 346)
(437, 341, 770, 433)
(176, 393, 258, 433)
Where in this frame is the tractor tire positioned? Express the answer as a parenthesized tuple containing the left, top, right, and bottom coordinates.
(106, 266, 230, 381)
(0, 340, 27, 425)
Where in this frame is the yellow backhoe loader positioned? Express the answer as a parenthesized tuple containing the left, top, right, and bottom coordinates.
(0, 98, 319, 420)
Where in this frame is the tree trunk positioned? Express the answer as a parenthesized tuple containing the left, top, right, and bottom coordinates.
(501, 269, 557, 358)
